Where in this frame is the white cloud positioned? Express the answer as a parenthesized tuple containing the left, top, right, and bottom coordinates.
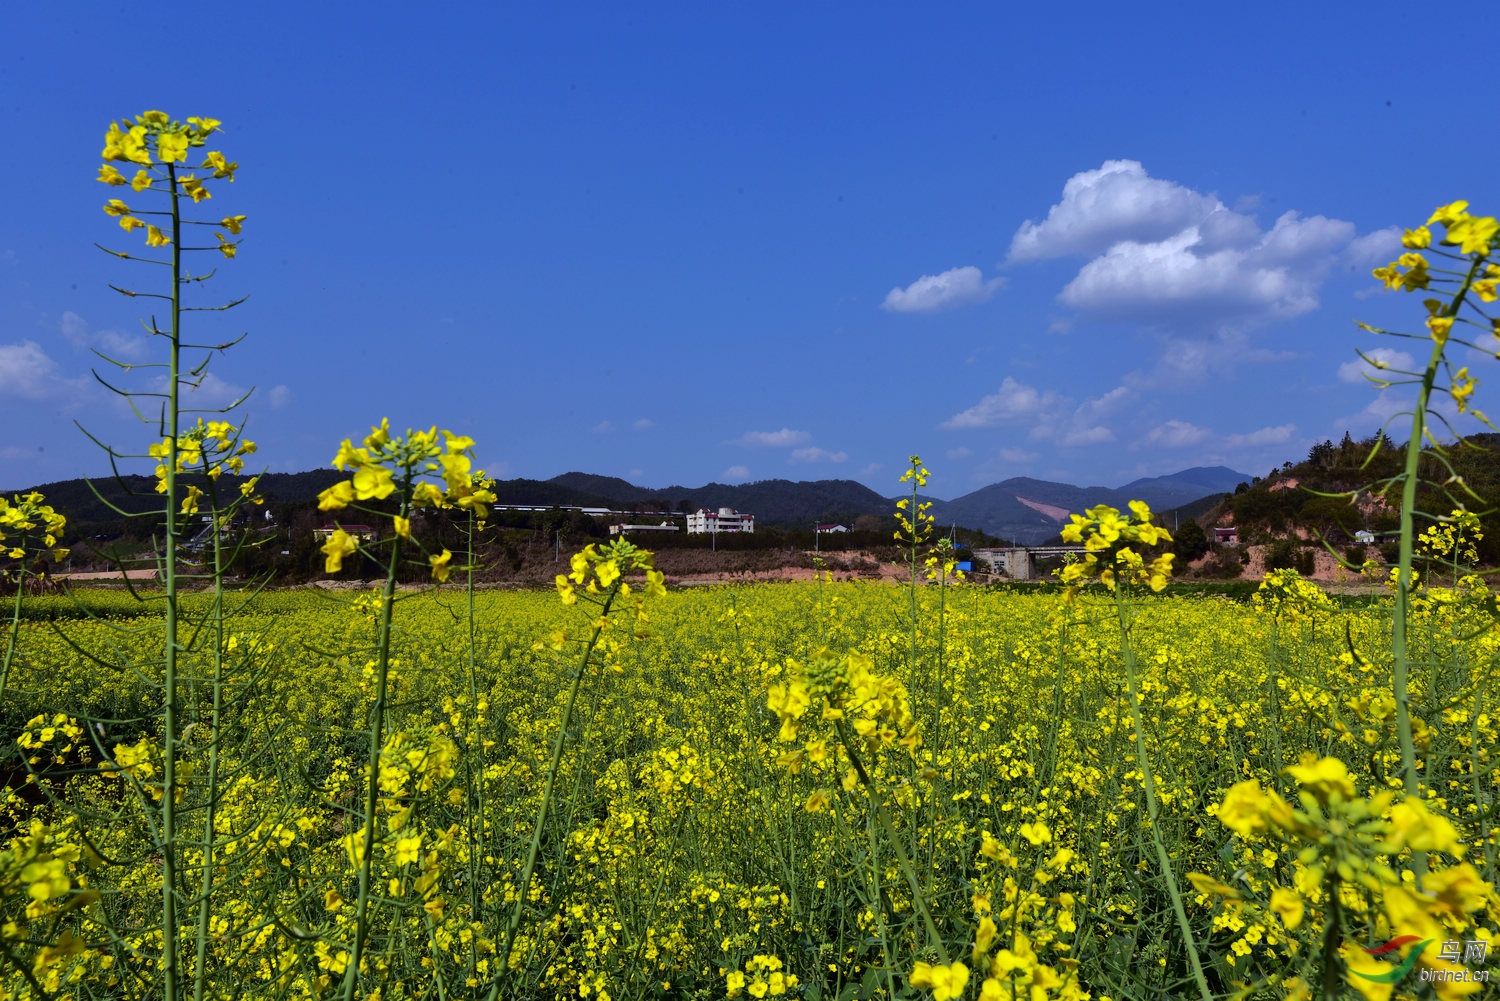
(268, 385, 292, 409)
(178, 372, 250, 409)
(0, 446, 35, 460)
(790, 447, 848, 464)
(941, 377, 1062, 429)
(0, 342, 61, 399)
(1344, 227, 1401, 268)
(945, 446, 971, 459)
(629, 468, 644, 480)
(1074, 385, 1134, 419)
(1008, 160, 1221, 262)
(731, 428, 812, 448)
(632, 418, 654, 431)
(722, 465, 750, 481)
(859, 463, 883, 477)
(1057, 426, 1115, 447)
(999, 447, 1037, 463)
(1226, 424, 1296, 447)
(1143, 419, 1211, 448)
(1059, 210, 1355, 323)
(882, 266, 1003, 314)
(591, 420, 613, 433)
(1008, 160, 1384, 335)
(59, 311, 147, 360)
(1338, 348, 1416, 384)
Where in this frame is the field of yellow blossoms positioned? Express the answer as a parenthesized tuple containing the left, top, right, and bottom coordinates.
(2, 562, 1497, 1000)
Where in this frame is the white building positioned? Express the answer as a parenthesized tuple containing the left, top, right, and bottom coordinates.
(686, 507, 755, 534)
(609, 521, 680, 536)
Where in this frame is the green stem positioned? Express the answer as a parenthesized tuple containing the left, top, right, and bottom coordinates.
(1391, 256, 1481, 883)
(1320, 870, 1342, 1001)
(0, 532, 28, 703)
(191, 490, 229, 1001)
(1113, 589, 1211, 1001)
(463, 516, 486, 932)
(864, 807, 898, 1000)
(489, 585, 619, 999)
(162, 158, 183, 1001)
(340, 485, 408, 1001)
(833, 718, 948, 965)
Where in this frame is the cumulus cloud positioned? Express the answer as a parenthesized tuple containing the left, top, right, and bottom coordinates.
(1338, 348, 1416, 384)
(790, 447, 848, 464)
(1008, 160, 1220, 262)
(59, 311, 147, 360)
(1129, 420, 1298, 455)
(941, 377, 1062, 430)
(591, 420, 613, 433)
(632, 418, 654, 431)
(999, 447, 1037, 463)
(1344, 227, 1402, 268)
(722, 465, 750, 481)
(177, 372, 250, 409)
(1057, 426, 1115, 446)
(1143, 419, 1212, 448)
(0, 342, 60, 398)
(882, 266, 1003, 314)
(268, 385, 292, 409)
(1007, 160, 1384, 332)
(945, 447, 971, 459)
(944, 380, 1131, 448)
(1060, 210, 1355, 323)
(730, 428, 812, 448)
(859, 463, 883, 477)
(1225, 424, 1296, 447)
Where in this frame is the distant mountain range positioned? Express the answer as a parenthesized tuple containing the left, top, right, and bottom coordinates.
(923, 466, 1252, 543)
(10, 465, 1251, 545)
(543, 466, 1252, 541)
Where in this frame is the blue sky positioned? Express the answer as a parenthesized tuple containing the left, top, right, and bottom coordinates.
(3, 3, 1497, 500)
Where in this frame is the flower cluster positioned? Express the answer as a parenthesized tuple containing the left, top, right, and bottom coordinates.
(770, 648, 916, 752)
(1418, 508, 1483, 566)
(98, 111, 244, 257)
(724, 954, 798, 998)
(895, 455, 935, 546)
(1198, 754, 1496, 995)
(1057, 501, 1173, 592)
(552, 540, 668, 651)
(0, 492, 68, 564)
(1253, 568, 1336, 620)
(316, 419, 494, 579)
(555, 541, 664, 607)
(146, 420, 261, 518)
(1371, 201, 1498, 345)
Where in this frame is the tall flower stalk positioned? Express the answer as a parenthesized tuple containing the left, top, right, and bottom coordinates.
(1363, 202, 1497, 814)
(1058, 502, 1211, 1001)
(93, 111, 247, 1000)
(311, 420, 493, 1000)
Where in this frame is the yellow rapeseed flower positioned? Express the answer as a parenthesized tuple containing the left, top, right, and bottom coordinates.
(910, 961, 969, 1001)
(321, 529, 358, 573)
(156, 130, 189, 164)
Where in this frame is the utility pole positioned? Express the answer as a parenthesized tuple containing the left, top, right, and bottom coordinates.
(814, 522, 819, 552)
